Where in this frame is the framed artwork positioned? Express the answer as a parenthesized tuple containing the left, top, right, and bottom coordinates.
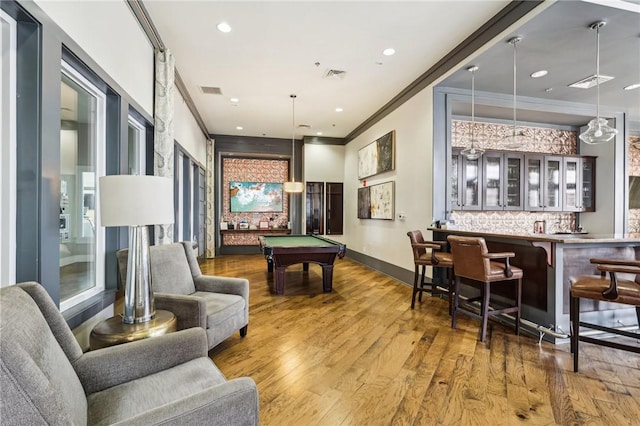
(229, 181, 283, 212)
(357, 130, 395, 179)
(357, 181, 394, 220)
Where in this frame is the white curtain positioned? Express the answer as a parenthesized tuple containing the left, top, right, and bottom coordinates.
(205, 138, 215, 258)
(154, 49, 175, 245)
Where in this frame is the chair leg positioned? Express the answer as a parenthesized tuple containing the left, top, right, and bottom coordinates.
(571, 293, 580, 372)
(515, 278, 522, 336)
(240, 325, 248, 338)
(480, 282, 490, 342)
(447, 268, 454, 316)
(418, 265, 426, 302)
(411, 265, 419, 309)
(451, 275, 461, 329)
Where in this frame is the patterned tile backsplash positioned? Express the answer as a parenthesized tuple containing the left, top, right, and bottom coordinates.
(449, 211, 576, 235)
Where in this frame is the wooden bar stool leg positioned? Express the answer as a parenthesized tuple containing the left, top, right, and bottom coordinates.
(480, 282, 490, 342)
(515, 278, 522, 336)
(447, 268, 453, 316)
(411, 265, 420, 309)
(451, 275, 461, 329)
(418, 265, 426, 302)
(571, 293, 580, 372)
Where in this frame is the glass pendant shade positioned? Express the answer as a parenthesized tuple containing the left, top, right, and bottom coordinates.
(284, 94, 303, 193)
(461, 66, 484, 160)
(501, 36, 525, 149)
(580, 117, 617, 144)
(579, 21, 617, 145)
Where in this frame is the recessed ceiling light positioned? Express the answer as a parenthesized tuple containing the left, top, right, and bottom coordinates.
(335, 107, 343, 112)
(382, 48, 395, 56)
(316, 132, 323, 136)
(217, 22, 232, 33)
(236, 126, 243, 130)
(531, 70, 548, 78)
(230, 97, 239, 103)
(624, 83, 640, 91)
(545, 87, 553, 92)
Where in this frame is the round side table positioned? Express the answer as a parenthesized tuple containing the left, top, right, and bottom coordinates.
(89, 310, 177, 350)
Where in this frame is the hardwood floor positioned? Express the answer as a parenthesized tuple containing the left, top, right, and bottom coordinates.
(203, 254, 640, 425)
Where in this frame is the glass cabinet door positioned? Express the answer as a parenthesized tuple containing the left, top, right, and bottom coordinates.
(525, 155, 543, 211)
(563, 157, 579, 211)
(581, 157, 595, 212)
(504, 154, 524, 210)
(326, 182, 343, 235)
(544, 156, 563, 211)
(483, 153, 502, 210)
(450, 152, 461, 211)
(462, 157, 482, 210)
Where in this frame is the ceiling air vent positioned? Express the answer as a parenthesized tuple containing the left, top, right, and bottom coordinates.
(200, 86, 222, 95)
(323, 69, 347, 80)
(568, 74, 614, 89)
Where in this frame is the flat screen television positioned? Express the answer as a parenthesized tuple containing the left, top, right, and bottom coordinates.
(229, 181, 283, 213)
(630, 176, 640, 209)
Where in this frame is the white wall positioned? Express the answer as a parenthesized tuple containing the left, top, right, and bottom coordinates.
(304, 144, 345, 183)
(174, 88, 207, 165)
(34, 0, 154, 115)
(344, 87, 434, 272)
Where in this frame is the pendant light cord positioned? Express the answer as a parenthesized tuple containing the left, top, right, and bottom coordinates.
(290, 94, 296, 183)
(510, 37, 519, 134)
(595, 24, 600, 119)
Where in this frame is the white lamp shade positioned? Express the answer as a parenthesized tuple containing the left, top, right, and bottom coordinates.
(99, 175, 174, 226)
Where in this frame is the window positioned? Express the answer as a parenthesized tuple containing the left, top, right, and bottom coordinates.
(0, 9, 16, 286)
(127, 113, 146, 175)
(59, 60, 106, 311)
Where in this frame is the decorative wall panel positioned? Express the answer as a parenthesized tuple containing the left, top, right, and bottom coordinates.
(222, 157, 289, 245)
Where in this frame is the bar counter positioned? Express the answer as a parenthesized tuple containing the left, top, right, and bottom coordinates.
(428, 228, 640, 342)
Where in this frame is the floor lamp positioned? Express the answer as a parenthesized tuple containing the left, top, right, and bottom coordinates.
(99, 175, 174, 324)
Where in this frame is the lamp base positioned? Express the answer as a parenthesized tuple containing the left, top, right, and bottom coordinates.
(123, 225, 155, 324)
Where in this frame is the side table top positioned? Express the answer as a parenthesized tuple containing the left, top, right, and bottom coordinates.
(89, 310, 177, 350)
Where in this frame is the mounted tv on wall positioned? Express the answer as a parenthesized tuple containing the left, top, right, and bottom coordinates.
(229, 181, 283, 213)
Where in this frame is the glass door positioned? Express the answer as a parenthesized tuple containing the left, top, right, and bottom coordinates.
(483, 153, 502, 210)
(563, 157, 579, 211)
(544, 156, 563, 211)
(504, 154, 524, 210)
(305, 182, 324, 235)
(450, 152, 462, 211)
(581, 157, 595, 212)
(326, 182, 343, 235)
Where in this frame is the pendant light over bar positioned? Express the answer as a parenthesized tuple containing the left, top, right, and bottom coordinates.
(502, 36, 527, 149)
(283, 94, 304, 193)
(579, 21, 618, 144)
(461, 66, 484, 160)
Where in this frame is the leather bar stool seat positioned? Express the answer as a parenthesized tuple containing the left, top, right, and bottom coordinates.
(569, 258, 640, 372)
(447, 235, 523, 342)
(407, 230, 454, 312)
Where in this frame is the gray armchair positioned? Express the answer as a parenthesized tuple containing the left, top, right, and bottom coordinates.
(117, 241, 249, 350)
(0, 282, 259, 425)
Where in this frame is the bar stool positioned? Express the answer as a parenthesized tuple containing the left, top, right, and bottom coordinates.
(406, 230, 454, 311)
(447, 235, 522, 342)
(569, 258, 640, 372)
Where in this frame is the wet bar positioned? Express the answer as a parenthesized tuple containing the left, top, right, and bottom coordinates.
(430, 228, 640, 342)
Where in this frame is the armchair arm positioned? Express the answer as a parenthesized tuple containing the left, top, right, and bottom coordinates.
(194, 276, 249, 301)
(483, 251, 516, 278)
(412, 241, 446, 264)
(589, 260, 640, 300)
(119, 377, 259, 426)
(75, 328, 208, 394)
(155, 293, 207, 331)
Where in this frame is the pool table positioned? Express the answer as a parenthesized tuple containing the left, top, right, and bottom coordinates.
(258, 235, 346, 295)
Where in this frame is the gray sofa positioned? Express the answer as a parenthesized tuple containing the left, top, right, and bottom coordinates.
(0, 282, 259, 425)
(117, 241, 249, 350)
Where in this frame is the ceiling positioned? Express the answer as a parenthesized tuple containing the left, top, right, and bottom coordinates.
(142, 1, 640, 141)
(440, 0, 640, 127)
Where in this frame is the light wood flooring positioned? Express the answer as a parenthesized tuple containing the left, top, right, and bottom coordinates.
(204, 254, 640, 425)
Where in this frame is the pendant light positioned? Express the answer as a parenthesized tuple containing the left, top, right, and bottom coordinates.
(283, 94, 304, 193)
(579, 21, 618, 144)
(461, 66, 484, 160)
(502, 36, 527, 149)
